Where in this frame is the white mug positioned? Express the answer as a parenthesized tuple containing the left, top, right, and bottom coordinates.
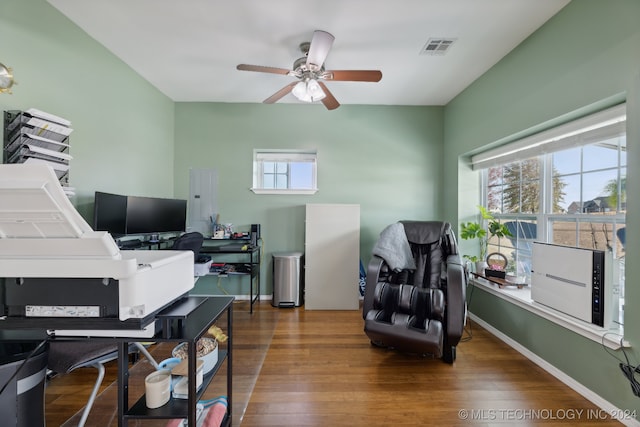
(145, 369, 171, 408)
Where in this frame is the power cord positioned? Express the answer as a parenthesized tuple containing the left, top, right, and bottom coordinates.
(619, 363, 640, 397)
(602, 333, 640, 398)
(618, 336, 640, 397)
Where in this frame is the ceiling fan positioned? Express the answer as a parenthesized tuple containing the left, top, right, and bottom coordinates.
(237, 30, 382, 110)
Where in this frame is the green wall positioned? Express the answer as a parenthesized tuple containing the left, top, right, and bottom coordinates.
(0, 0, 175, 220)
(174, 102, 443, 295)
(1, 0, 445, 295)
(444, 0, 640, 415)
(3, 0, 640, 416)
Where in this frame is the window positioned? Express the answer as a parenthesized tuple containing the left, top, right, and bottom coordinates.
(472, 104, 627, 325)
(251, 149, 318, 195)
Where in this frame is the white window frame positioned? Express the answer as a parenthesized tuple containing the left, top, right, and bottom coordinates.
(251, 149, 318, 195)
(473, 104, 626, 272)
(469, 103, 627, 348)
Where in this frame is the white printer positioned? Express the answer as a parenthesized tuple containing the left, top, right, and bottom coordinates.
(0, 164, 194, 337)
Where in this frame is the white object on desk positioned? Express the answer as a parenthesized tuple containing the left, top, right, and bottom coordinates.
(145, 369, 172, 408)
(0, 163, 195, 337)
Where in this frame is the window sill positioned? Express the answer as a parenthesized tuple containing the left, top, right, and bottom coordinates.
(470, 277, 627, 350)
(250, 188, 318, 195)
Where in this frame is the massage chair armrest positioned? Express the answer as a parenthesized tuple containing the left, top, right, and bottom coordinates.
(445, 253, 466, 345)
(363, 255, 386, 319)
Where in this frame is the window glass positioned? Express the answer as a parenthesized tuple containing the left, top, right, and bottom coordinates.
(583, 143, 618, 171)
(553, 147, 581, 175)
(499, 159, 540, 214)
(618, 168, 627, 212)
(276, 162, 287, 174)
(487, 166, 505, 213)
(582, 170, 618, 212)
(479, 107, 626, 326)
(550, 220, 577, 247)
(252, 149, 318, 194)
(557, 174, 579, 213)
(290, 162, 314, 189)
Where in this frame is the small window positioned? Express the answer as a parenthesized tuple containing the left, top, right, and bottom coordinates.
(251, 149, 318, 195)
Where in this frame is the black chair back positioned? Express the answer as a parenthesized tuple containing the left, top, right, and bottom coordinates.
(171, 232, 204, 261)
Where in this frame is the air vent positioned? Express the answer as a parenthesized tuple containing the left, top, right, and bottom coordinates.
(420, 38, 456, 55)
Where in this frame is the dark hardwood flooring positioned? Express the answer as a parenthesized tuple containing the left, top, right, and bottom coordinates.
(44, 300, 622, 426)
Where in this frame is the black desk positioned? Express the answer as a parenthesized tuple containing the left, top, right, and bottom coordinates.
(0, 296, 234, 427)
(120, 296, 233, 426)
(200, 239, 261, 313)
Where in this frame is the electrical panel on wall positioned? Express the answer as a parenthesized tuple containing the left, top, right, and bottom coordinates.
(189, 168, 218, 236)
(3, 108, 74, 197)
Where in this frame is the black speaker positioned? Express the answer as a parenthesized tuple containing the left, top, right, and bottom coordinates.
(250, 224, 261, 246)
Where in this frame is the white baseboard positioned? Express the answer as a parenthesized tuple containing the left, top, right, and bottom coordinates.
(189, 293, 273, 301)
(469, 313, 640, 427)
(232, 294, 272, 301)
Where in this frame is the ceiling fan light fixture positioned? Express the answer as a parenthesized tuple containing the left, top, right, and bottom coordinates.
(292, 80, 309, 101)
(236, 29, 381, 110)
(292, 79, 325, 103)
(0, 63, 15, 94)
(307, 79, 326, 101)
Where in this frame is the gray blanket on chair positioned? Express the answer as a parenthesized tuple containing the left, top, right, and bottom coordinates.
(372, 222, 416, 272)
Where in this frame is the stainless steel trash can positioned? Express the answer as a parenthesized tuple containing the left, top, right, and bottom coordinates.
(272, 252, 303, 307)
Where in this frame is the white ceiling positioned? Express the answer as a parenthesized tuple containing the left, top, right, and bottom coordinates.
(48, 0, 570, 107)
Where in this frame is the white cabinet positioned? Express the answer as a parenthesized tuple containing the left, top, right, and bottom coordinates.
(304, 204, 360, 310)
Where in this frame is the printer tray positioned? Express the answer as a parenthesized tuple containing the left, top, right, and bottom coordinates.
(0, 313, 157, 333)
(3, 277, 121, 318)
(0, 277, 180, 333)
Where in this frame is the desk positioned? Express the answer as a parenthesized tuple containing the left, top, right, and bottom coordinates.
(200, 239, 261, 314)
(120, 296, 233, 426)
(0, 296, 233, 427)
(116, 236, 178, 250)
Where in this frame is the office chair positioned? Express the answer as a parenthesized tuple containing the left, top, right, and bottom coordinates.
(363, 221, 466, 363)
(47, 341, 158, 427)
(170, 232, 205, 262)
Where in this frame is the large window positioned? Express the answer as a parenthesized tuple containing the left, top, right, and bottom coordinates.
(251, 149, 318, 195)
(472, 104, 627, 324)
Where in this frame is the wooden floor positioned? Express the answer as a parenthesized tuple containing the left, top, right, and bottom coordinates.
(45, 300, 622, 426)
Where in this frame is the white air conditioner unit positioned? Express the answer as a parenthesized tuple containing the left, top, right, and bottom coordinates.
(531, 242, 612, 328)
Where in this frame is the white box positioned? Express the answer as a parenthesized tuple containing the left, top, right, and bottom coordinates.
(194, 259, 212, 276)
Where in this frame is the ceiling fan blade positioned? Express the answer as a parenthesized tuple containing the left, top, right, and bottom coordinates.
(323, 70, 382, 82)
(263, 82, 298, 104)
(317, 82, 340, 110)
(306, 30, 335, 71)
(237, 64, 291, 75)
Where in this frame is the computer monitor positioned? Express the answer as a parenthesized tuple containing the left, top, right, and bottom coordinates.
(125, 195, 187, 235)
(93, 191, 127, 237)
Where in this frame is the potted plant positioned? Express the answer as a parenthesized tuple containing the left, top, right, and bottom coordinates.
(460, 205, 512, 274)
